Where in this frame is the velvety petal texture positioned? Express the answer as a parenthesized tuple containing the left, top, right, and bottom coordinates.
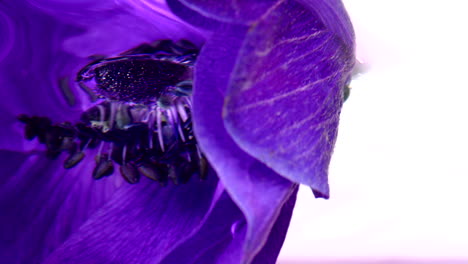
(223, 0, 355, 197)
(171, 0, 355, 198)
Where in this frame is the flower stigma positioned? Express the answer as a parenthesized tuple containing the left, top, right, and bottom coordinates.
(18, 39, 208, 186)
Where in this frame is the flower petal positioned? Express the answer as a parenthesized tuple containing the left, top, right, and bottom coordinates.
(192, 23, 296, 263)
(0, 1, 83, 118)
(29, 0, 206, 57)
(300, 0, 355, 49)
(167, 0, 278, 26)
(166, 0, 222, 30)
(44, 173, 221, 264)
(252, 186, 298, 263)
(222, 0, 355, 197)
(209, 187, 298, 264)
(159, 191, 244, 264)
(160, 187, 298, 264)
(0, 1, 89, 151)
(0, 150, 122, 264)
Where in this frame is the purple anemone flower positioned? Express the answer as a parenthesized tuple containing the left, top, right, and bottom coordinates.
(0, 0, 354, 263)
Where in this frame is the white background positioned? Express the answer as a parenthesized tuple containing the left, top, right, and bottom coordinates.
(278, 0, 468, 263)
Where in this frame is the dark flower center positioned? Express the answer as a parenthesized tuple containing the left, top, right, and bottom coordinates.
(19, 39, 207, 185)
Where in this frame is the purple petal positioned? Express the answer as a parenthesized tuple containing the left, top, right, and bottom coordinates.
(0, 150, 122, 264)
(44, 173, 221, 264)
(0, 2, 83, 119)
(29, 0, 206, 57)
(166, 0, 222, 30)
(214, 186, 298, 264)
(0, 2, 90, 151)
(167, 0, 278, 26)
(160, 187, 298, 264)
(193, 23, 296, 263)
(159, 191, 244, 264)
(222, 0, 355, 197)
(167, 0, 354, 50)
(301, 0, 355, 49)
(252, 186, 298, 263)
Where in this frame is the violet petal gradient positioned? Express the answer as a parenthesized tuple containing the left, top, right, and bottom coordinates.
(0, 150, 122, 264)
(216, 186, 298, 264)
(160, 191, 245, 264)
(252, 186, 298, 264)
(166, 0, 221, 30)
(193, 22, 297, 263)
(167, 0, 354, 46)
(161, 187, 298, 264)
(167, 0, 278, 26)
(222, 0, 355, 197)
(299, 0, 355, 50)
(45, 174, 220, 264)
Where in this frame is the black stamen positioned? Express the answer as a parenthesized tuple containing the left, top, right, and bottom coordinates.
(93, 156, 114, 179)
(64, 151, 85, 169)
(120, 163, 140, 184)
(137, 162, 167, 184)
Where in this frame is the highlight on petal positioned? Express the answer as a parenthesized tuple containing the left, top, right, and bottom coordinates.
(28, 0, 206, 57)
(221, 0, 355, 197)
(192, 22, 297, 263)
(166, 0, 222, 30)
(167, 0, 279, 26)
